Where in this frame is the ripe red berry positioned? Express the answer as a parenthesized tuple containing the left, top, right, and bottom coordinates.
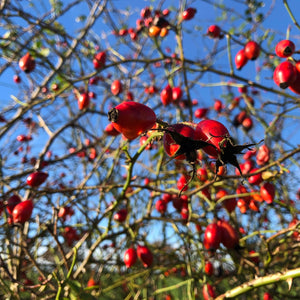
(182, 8, 197, 21)
(235, 49, 248, 70)
(87, 277, 98, 287)
(137, 245, 153, 267)
(19, 53, 36, 73)
(177, 174, 189, 192)
(248, 168, 263, 185)
(244, 41, 261, 60)
(263, 292, 273, 300)
(204, 261, 214, 276)
(111, 80, 123, 96)
(105, 123, 121, 136)
(207, 25, 221, 38)
(194, 108, 208, 119)
(256, 144, 270, 165)
(77, 92, 90, 110)
(12, 200, 34, 224)
(124, 248, 137, 268)
(26, 171, 48, 187)
(273, 61, 297, 89)
(203, 222, 222, 250)
(242, 116, 253, 131)
(275, 39, 295, 58)
(260, 182, 275, 204)
(108, 101, 156, 140)
(160, 84, 173, 105)
(155, 199, 167, 214)
(13, 75, 21, 83)
(113, 208, 128, 222)
(93, 51, 106, 69)
(172, 86, 183, 102)
(214, 99, 223, 112)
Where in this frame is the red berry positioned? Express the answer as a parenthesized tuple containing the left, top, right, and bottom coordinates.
(275, 40, 295, 58)
(19, 53, 35, 73)
(172, 86, 183, 102)
(235, 49, 248, 70)
(137, 245, 153, 267)
(214, 99, 223, 112)
(260, 182, 275, 204)
(177, 174, 189, 192)
(244, 41, 260, 60)
(204, 261, 214, 276)
(111, 80, 123, 96)
(196, 167, 208, 182)
(113, 208, 128, 222)
(93, 51, 106, 69)
(263, 292, 273, 300)
(242, 116, 253, 131)
(273, 61, 297, 89)
(108, 101, 156, 140)
(248, 168, 263, 185)
(155, 199, 167, 214)
(87, 277, 98, 287)
(12, 200, 34, 224)
(194, 108, 208, 119)
(78, 92, 90, 110)
(160, 84, 173, 105)
(195, 119, 230, 158)
(207, 25, 221, 38)
(203, 222, 222, 250)
(105, 123, 121, 136)
(124, 248, 137, 268)
(26, 171, 48, 187)
(13, 75, 21, 83)
(182, 8, 197, 21)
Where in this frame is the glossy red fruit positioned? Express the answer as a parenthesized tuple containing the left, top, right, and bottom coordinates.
(155, 199, 167, 214)
(214, 99, 223, 112)
(12, 200, 34, 224)
(137, 245, 153, 267)
(140, 7, 151, 19)
(124, 248, 137, 268)
(235, 49, 248, 70)
(78, 92, 90, 110)
(163, 123, 195, 159)
(275, 40, 295, 58)
(172, 86, 183, 102)
(111, 80, 123, 96)
(260, 182, 275, 204)
(195, 119, 229, 158)
(19, 53, 36, 73)
(108, 101, 156, 140)
(7, 195, 22, 215)
(218, 219, 239, 249)
(244, 41, 260, 60)
(289, 218, 299, 239)
(182, 8, 197, 20)
(242, 116, 253, 131)
(13, 75, 21, 83)
(263, 292, 273, 300)
(196, 167, 208, 182)
(26, 171, 48, 187)
(203, 223, 222, 250)
(204, 261, 214, 276)
(215, 189, 237, 213)
(202, 283, 216, 300)
(105, 123, 121, 136)
(207, 25, 221, 38)
(160, 84, 173, 106)
(113, 208, 128, 222)
(273, 61, 297, 89)
(93, 51, 106, 69)
(64, 226, 79, 246)
(177, 174, 189, 192)
(194, 108, 208, 119)
(248, 168, 263, 185)
(256, 144, 270, 165)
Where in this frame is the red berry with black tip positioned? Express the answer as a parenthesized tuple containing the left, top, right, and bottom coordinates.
(275, 40, 295, 58)
(244, 41, 260, 60)
(19, 53, 36, 73)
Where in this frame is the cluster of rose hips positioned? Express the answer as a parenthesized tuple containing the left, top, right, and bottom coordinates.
(235, 40, 261, 70)
(273, 39, 300, 94)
